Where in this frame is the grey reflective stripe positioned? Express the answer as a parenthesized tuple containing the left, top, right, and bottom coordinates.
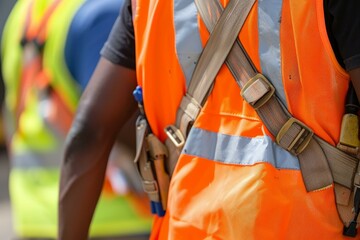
(183, 127, 300, 170)
(174, 0, 202, 87)
(258, 0, 287, 107)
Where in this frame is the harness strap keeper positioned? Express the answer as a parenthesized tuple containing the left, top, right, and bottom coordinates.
(147, 134, 170, 210)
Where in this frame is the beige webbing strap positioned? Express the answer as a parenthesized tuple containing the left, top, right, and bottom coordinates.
(194, 0, 359, 192)
(134, 118, 160, 203)
(168, 0, 256, 138)
(147, 134, 170, 210)
(164, 0, 256, 175)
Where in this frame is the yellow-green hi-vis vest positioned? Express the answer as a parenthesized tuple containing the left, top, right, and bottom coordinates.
(1, 0, 152, 238)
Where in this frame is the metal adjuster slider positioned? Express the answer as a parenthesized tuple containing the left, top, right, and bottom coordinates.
(276, 118, 314, 155)
(165, 125, 185, 148)
(241, 73, 275, 109)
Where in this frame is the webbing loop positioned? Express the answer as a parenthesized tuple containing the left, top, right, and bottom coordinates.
(142, 180, 159, 195)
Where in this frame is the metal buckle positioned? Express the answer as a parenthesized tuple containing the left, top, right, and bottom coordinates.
(164, 125, 185, 148)
(337, 143, 359, 156)
(276, 118, 314, 155)
(142, 180, 159, 194)
(241, 73, 275, 109)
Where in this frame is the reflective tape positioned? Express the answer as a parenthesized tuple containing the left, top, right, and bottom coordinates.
(183, 127, 300, 170)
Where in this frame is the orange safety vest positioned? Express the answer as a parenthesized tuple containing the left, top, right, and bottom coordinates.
(134, 0, 353, 239)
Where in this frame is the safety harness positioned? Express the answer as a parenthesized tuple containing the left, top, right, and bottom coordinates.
(18, 0, 73, 136)
(134, 0, 360, 236)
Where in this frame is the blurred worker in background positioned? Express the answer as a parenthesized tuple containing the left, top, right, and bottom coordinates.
(0, 0, 16, 153)
(1, 0, 152, 239)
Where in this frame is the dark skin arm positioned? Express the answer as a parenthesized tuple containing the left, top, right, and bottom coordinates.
(58, 57, 137, 240)
(349, 68, 360, 142)
(350, 68, 360, 101)
(349, 68, 360, 156)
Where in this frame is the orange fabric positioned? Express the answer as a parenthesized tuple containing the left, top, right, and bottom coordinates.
(133, 0, 354, 239)
(168, 156, 344, 240)
(134, 0, 186, 141)
(150, 216, 168, 240)
(281, 0, 348, 146)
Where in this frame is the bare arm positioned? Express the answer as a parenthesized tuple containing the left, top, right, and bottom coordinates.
(58, 58, 137, 239)
(350, 67, 360, 100)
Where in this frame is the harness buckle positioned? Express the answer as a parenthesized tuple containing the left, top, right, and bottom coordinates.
(337, 113, 360, 156)
(165, 125, 185, 148)
(276, 117, 314, 155)
(241, 73, 275, 109)
(142, 180, 159, 195)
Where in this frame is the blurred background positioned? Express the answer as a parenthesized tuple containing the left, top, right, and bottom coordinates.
(0, 0, 153, 239)
(0, 151, 12, 239)
(1, 1, 17, 239)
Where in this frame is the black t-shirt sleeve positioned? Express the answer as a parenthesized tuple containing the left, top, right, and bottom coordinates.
(324, 0, 360, 71)
(100, 0, 135, 69)
(102, 0, 360, 72)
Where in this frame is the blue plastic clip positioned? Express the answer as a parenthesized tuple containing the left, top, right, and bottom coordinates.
(133, 86, 143, 104)
(151, 201, 166, 217)
(133, 86, 146, 116)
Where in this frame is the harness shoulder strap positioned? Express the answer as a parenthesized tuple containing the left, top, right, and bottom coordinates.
(164, 0, 256, 175)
